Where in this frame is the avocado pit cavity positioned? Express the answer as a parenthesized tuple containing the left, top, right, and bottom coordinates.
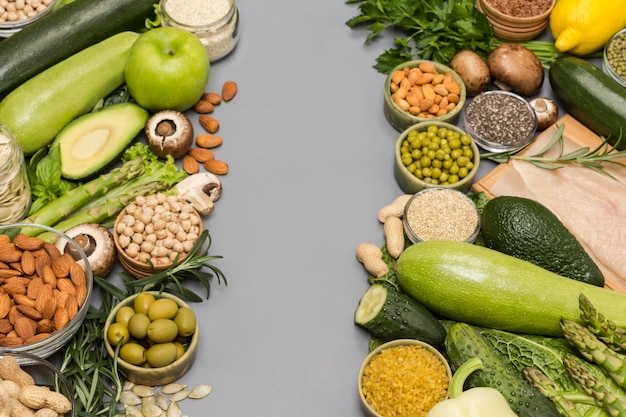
(146, 110, 194, 159)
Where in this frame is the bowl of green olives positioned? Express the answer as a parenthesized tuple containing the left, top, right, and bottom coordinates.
(104, 291, 199, 386)
(394, 121, 480, 194)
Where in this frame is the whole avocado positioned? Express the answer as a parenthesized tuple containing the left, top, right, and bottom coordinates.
(481, 196, 604, 286)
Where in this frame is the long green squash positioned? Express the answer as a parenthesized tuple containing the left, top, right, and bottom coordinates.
(396, 240, 626, 336)
(0, 0, 157, 98)
(0, 31, 139, 156)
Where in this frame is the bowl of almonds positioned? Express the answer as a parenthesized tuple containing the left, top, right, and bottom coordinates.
(113, 193, 203, 278)
(384, 60, 467, 132)
(0, 223, 93, 360)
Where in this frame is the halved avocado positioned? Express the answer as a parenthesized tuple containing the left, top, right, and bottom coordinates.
(52, 103, 149, 180)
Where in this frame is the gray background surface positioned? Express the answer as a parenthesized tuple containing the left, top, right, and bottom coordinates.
(110, 1, 560, 416)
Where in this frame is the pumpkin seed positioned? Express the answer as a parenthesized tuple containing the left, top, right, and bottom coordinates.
(125, 405, 143, 417)
(169, 390, 191, 402)
(188, 385, 212, 399)
(141, 404, 164, 417)
(142, 396, 156, 408)
(123, 381, 136, 392)
(167, 401, 182, 417)
(156, 393, 170, 410)
(133, 385, 156, 398)
(161, 383, 187, 395)
(120, 391, 142, 406)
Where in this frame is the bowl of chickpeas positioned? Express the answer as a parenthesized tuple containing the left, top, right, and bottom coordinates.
(0, 0, 57, 38)
(394, 121, 480, 194)
(384, 60, 467, 132)
(104, 291, 199, 386)
(113, 193, 203, 278)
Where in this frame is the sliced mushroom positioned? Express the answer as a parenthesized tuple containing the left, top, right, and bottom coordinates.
(529, 97, 558, 130)
(56, 223, 117, 277)
(145, 110, 194, 159)
(174, 173, 222, 216)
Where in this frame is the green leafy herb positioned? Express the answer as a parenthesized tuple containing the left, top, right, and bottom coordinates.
(26, 146, 77, 215)
(483, 123, 626, 181)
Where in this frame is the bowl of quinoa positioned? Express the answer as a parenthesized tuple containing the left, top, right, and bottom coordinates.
(358, 339, 452, 417)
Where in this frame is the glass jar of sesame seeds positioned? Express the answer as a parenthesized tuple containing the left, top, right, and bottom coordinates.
(0, 124, 31, 224)
(159, 0, 239, 62)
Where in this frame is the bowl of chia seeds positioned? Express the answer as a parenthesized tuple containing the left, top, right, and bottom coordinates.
(603, 28, 626, 89)
(463, 91, 537, 153)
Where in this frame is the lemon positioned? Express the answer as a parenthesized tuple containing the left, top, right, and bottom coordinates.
(549, 0, 626, 55)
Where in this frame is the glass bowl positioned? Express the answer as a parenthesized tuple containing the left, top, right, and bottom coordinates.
(0, 223, 93, 360)
(603, 28, 626, 89)
(463, 91, 537, 153)
(0, 350, 75, 417)
(0, 0, 58, 38)
(358, 339, 451, 417)
(393, 121, 480, 194)
(384, 60, 467, 132)
(402, 188, 481, 244)
(103, 291, 199, 386)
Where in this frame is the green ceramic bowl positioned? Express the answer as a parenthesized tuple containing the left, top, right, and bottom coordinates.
(104, 291, 199, 386)
(384, 60, 467, 132)
(393, 121, 480, 194)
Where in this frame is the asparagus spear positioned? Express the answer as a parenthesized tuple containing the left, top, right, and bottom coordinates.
(522, 366, 585, 417)
(21, 156, 145, 235)
(560, 318, 626, 390)
(579, 293, 626, 353)
(563, 354, 626, 417)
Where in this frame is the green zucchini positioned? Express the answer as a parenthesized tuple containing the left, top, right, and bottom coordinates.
(445, 322, 562, 417)
(354, 284, 446, 349)
(0, 31, 139, 156)
(0, 0, 157, 99)
(396, 240, 626, 336)
(549, 56, 626, 150)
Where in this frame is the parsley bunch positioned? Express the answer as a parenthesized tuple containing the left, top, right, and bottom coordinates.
(346, 0, 496, 73)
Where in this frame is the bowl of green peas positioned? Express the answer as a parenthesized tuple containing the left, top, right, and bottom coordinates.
(603, 28, 626, 88)
(394, 121, 480, 194)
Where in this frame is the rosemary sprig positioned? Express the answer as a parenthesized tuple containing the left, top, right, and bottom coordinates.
(483, 123, 626, 181)
(61, 228, 227, 417)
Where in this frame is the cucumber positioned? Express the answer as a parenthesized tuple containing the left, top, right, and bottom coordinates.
(0, 0, 158, 98)
(354, 284, 446, 349)
(396, 240, 626, 336)
(0, 31, 139, 156)
(445, 322, 561, 417)
(549, 56, 626, 150)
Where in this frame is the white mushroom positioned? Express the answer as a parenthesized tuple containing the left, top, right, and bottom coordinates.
(529, 97, 558, 130)
(55, 223, 117, 277)
(174, 173, 222, 216)
(145, 110, 194, 159)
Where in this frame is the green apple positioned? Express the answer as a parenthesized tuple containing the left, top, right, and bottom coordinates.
(125, 27, 210, 112)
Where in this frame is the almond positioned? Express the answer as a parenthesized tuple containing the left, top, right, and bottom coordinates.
(196, 134, 223, 149)
(204, 160, 229, 175)
(43, 242, 62, 258)
(0, 244, 22, 263)
(201, 92, 222, 106)
(53, 307, 69, 331)
(35, 284, 55, 318)
(51, 253, 73, 278)
(56, 278, 76, 296)
(15, 304, 41, 321)
(193, 100, 214, 114)
(25, 333, 51, 345)
(13, 316, 35, 340)
(27, 276, 44, 300)
(41, 265, 57, 288)
(188, 148, 215, 163)
(0, 269, 22, 279)
(0, 336, 24, 347)
(20, 251, 36, 276)
(13, 234, 44, 251)
(34, 252, 51, 278)
(221, 80, 238, 102)
(75, 283, 87, 307)
(36, 319, 54, 334)
(0, 236, 9, 245)
(182, 155, 199, 175)
(66, 296, 79, 320)
(3, 281, 26, 296)
(0, 319, 12, 334)
(69, 263, 86, 288)
(199, 115, 219, 133)
(0, 293, 10, 319)
(13, 294, 36, 309)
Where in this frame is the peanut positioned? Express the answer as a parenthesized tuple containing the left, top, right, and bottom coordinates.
(0, 356, 34, 388)
(356, 243, 389, 278)
(377, 194, 413, 223)
(19, 385, 72, 414)
(389, 65, 461, 119)
(383, 216, 405, 259)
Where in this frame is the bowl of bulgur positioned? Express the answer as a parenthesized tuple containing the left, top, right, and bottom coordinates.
(358, 339, 452, 417)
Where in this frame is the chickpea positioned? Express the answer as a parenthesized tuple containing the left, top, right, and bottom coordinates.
(133, 221, 145, 234)
(132, 233, 144, 245)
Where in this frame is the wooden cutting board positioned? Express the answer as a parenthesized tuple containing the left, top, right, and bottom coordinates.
(472, 115, 610, 197)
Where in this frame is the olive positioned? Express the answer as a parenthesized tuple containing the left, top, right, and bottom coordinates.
(148, 298, 179, 321)
(174, 307, 197, 337)
(174, 341, 186, 359)
(146, 318, 179, 343)
(107, 322, 130, 346)
(120, 342, 147, 366)
(115, 306, 135, 327)
(133, 292, 156, 315)
(146, 342, 178, 368)
(128, 313, 151, 340)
